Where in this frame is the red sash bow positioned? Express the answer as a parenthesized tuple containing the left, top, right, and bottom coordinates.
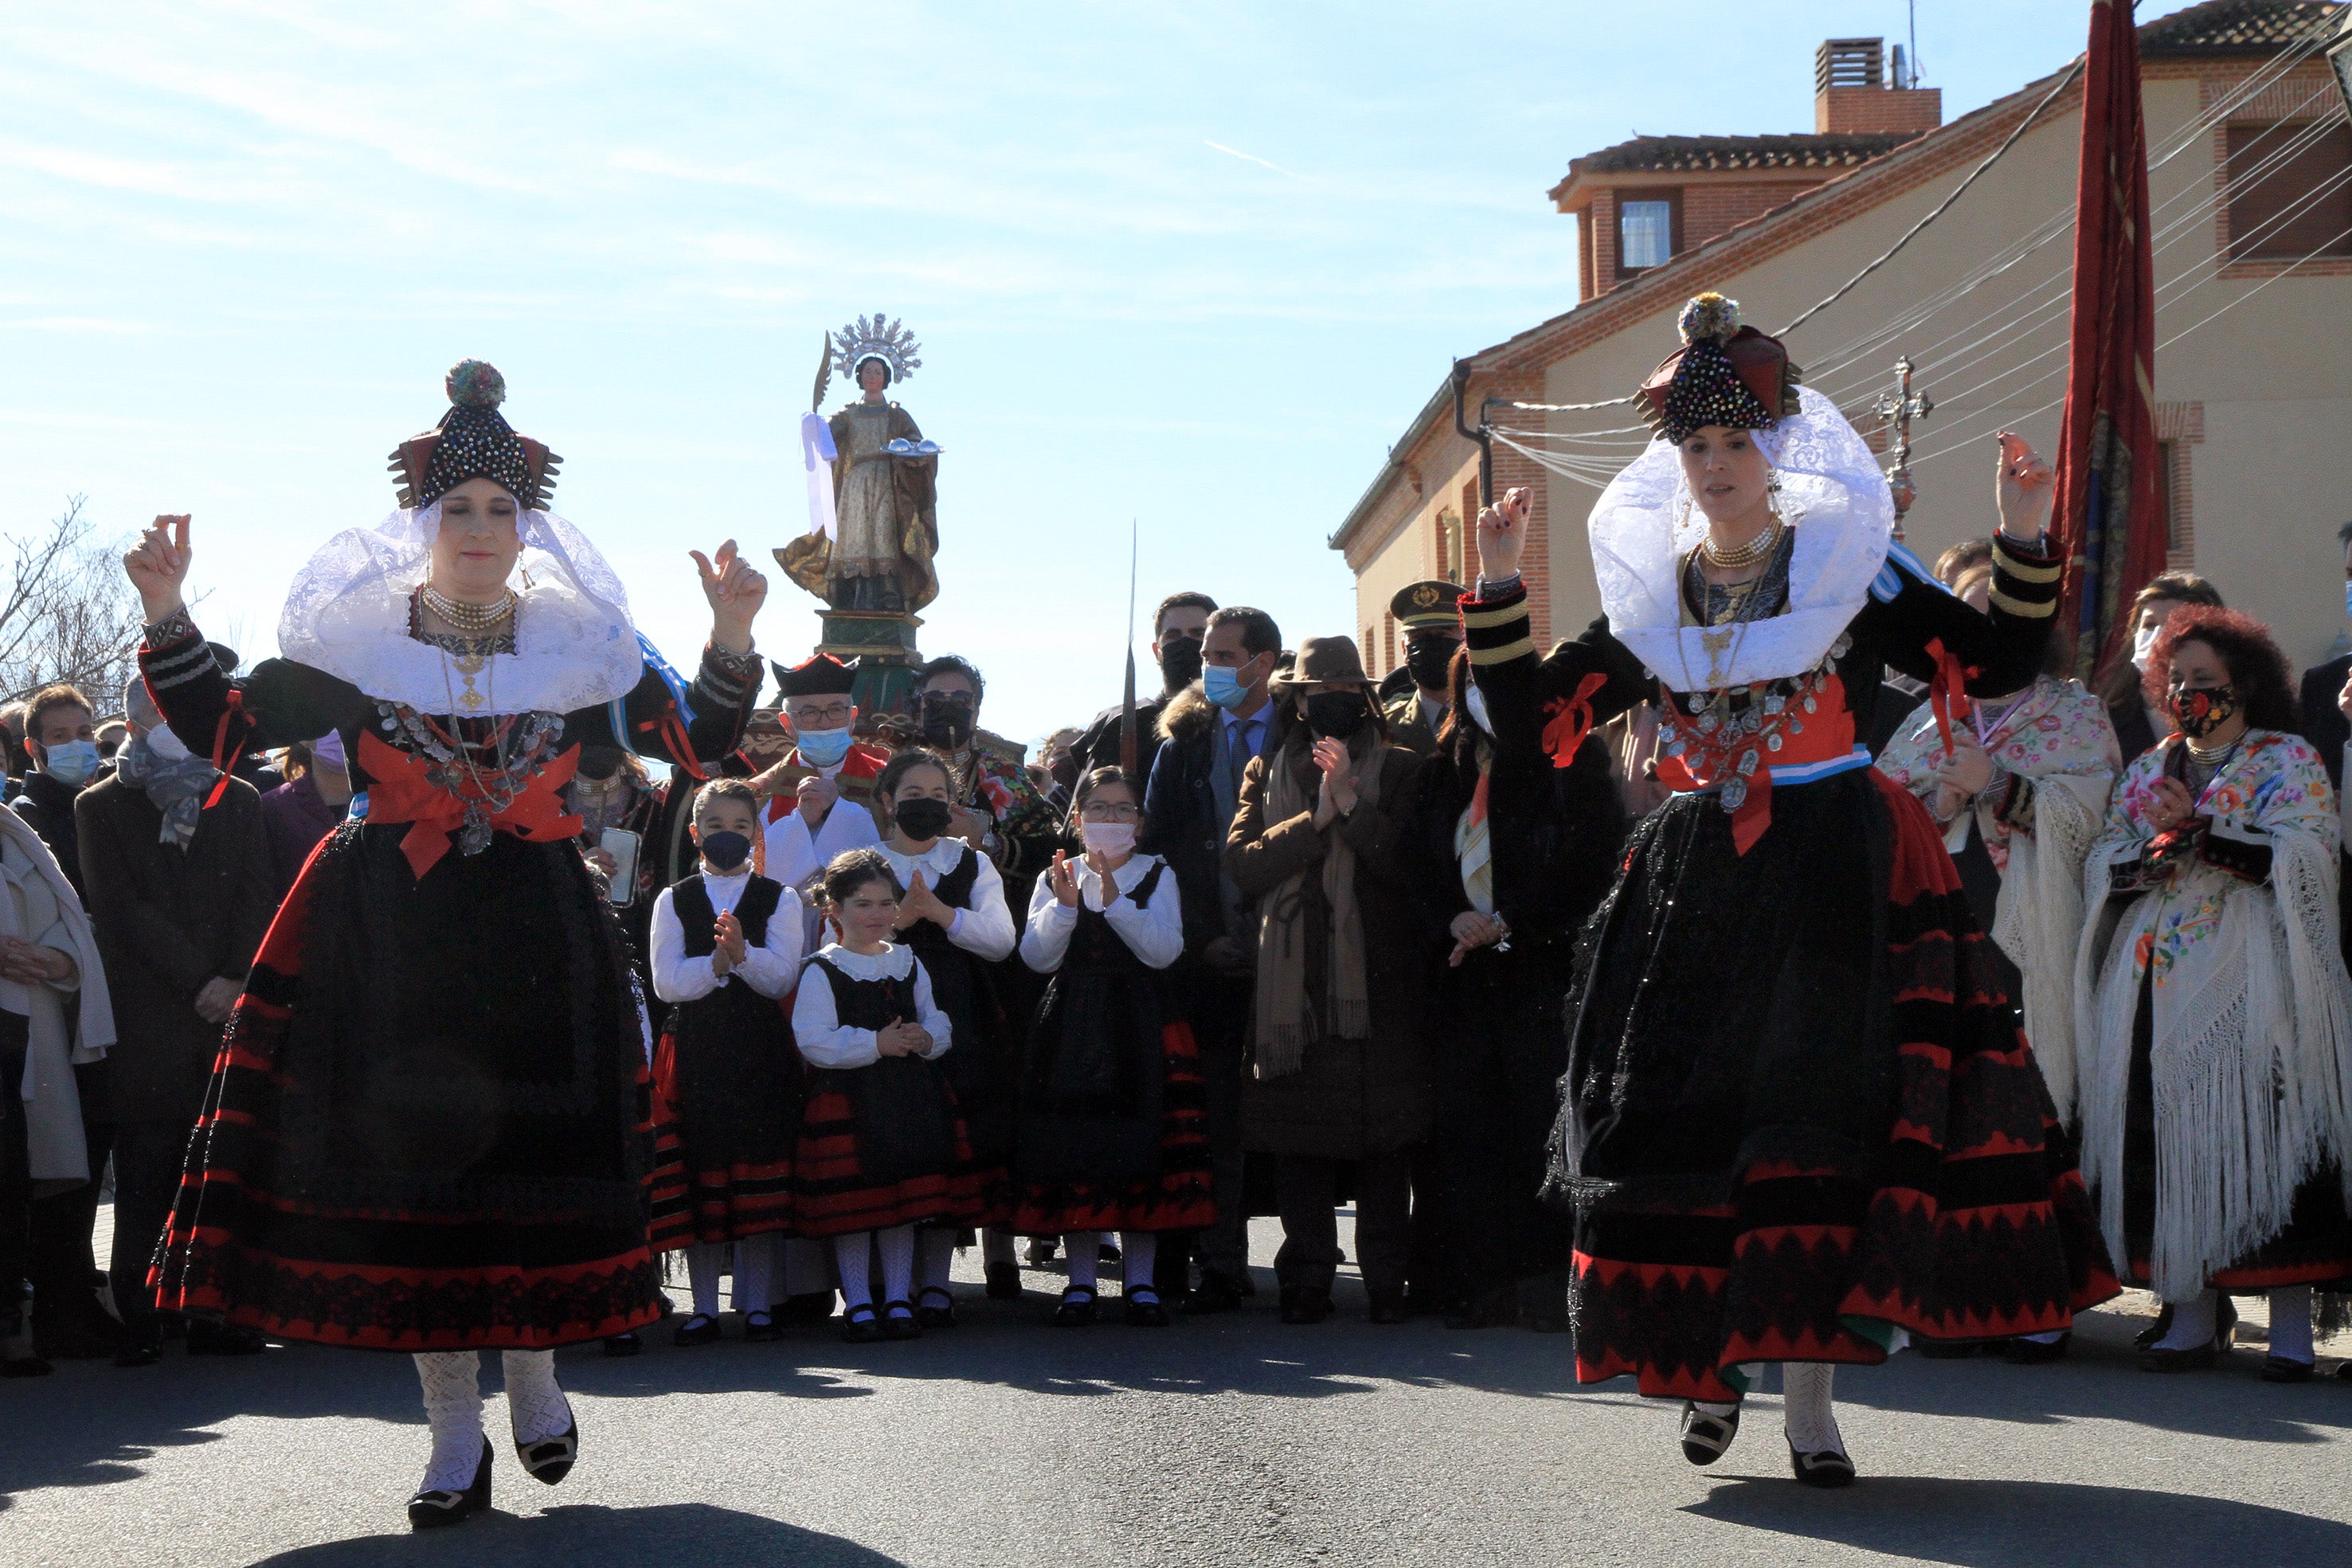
(1540, 673, 1611, 770)
(357, 729, 584, 880)
(1923, 637, 1982, 757)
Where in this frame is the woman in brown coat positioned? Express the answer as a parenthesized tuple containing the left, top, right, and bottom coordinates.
(1224, 635, 1426, 1325)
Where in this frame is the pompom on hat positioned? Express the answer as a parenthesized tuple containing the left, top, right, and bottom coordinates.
(1634, 293, 1805, 446)
(387, 359, 562, 510)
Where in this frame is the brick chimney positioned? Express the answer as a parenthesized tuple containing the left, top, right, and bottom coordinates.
(1815, 37, 1942, 136)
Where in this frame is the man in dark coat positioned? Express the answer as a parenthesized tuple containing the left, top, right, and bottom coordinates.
(1071, 592, 1216, 785)
(1141, 604, 1282, 1313)
(10, 683, 115, 1358)
(78, 682, 276, 1364)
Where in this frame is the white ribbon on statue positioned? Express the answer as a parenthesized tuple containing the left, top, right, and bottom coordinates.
(801, 411, 839, 540)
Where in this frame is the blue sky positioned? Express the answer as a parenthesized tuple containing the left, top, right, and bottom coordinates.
(0, 0, 2081, 743)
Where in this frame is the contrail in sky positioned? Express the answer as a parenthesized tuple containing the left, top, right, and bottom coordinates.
(1203, 140, 1296, 177)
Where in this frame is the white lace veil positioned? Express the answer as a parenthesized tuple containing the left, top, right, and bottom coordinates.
(1587, 383, 1894, 691)
(277, 502, 644, 715)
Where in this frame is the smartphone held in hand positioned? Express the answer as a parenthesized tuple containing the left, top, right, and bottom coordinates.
(601, 827, 641, 905)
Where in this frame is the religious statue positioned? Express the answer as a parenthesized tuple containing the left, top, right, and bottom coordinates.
(777, 315, 941, 614)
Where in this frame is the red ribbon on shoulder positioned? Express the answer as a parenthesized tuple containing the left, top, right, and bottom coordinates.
(640, 702, 706, 783)
(356, 729, 584, 880)
(1923, 638, 1982, 757)
(202, 690, 245, 808)
(1539, 673, 1610, 769)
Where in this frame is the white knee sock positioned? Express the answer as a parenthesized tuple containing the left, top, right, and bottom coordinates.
(1066, 1233, 1101, 1291)
(1781, 1363, 1844, 1457)
(1122, 1232, 1159, 1298)
(2269, 1285, 2315, 1364)
(834, 1234, 875, 1310)
(1693, 1399, 1740, 1418)
(982, 1228, 1016, 1266)
(413, 1351, 486, 1492)
(733, 1236, 776, 1315)
(686, 1243, 726, 1318)
(500, 1348, 570, 1447)
(2154, 1288, 2218, 1351)
(919, 1229, 958, 1295)
(876, 1225, 916, 1304)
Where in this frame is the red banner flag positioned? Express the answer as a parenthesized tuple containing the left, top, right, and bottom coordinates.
(2053, 0, 2162, 682)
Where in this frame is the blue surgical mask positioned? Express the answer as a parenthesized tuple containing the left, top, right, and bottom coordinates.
(1203, 665, 1250, 710)
(39, 739, 100, 788)
(796, 726, 853, 768)
(2342, 579, 2351, 620)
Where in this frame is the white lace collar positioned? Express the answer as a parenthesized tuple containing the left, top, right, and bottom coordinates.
(816, 942, 914, 981)
(878, 837, 969, 882)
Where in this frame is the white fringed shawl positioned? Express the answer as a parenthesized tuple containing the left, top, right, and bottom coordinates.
(2072, 730, 2352, 1297)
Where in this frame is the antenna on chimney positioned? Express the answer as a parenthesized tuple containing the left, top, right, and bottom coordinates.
(1905, 0, 1922, 88)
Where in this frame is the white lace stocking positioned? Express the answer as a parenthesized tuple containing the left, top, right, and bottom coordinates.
(1781, 1363, 1845, 1457)
(413, 1351, 485, 1492)
(500, 1349, 572, 1447)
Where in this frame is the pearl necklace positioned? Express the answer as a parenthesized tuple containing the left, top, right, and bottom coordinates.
(1700, 518, 1781, 571)
(420, 583, 516, 635)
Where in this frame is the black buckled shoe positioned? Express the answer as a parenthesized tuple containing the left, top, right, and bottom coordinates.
(1052, 1286, 1098, 1328)
(742, 1310, 783, 1343)
(1183, 1269, 1243, 1316)
(1678, 1402, 1740, 1466)
(518, 1415, 577, 1486)
(1123, 1290, 1171, 1328)
(882, 1300, 922, 1340)
(1788, 1442, 1857, 1488)
(2263, 1355, 2316, 1383)
(916, 1288, 958, 1330)
(407, 1438, 492, 1531)
(985, 1261, 1023, 1300)
(671, 1312, 723, 1347)
(1278, 1285, 1333, 1325)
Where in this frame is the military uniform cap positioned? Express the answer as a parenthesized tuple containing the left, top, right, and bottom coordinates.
(1390, 580, 1462, 632)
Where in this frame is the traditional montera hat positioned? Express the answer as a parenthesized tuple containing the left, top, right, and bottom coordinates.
(1633, 294, 1803, 447)
(387, 360, 562, 511)
(1388, 580, 1462, 634)
(773, 652, 859, 699)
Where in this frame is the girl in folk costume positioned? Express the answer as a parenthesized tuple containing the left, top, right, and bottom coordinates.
(1876, 569, 2122, 1361)
(1472, 295, 2114, 1486)
(647, 778, 805, 1346)
(871, 747, 1020, 1308)
(1013, 768, 1211, 1328)
(2073, 608, 2352, 1382)
(127, 362, 767, 1529)
(793, 849, 978, 1341)
(1406, 643, 1624, 1333)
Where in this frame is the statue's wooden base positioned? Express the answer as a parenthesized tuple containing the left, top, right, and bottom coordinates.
(816, 608, 922, 726)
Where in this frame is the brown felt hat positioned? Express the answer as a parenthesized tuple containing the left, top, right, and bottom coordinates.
(1270, 635, 1371, 693)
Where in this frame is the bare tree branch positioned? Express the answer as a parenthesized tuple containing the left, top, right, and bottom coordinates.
(0, 497, 148, 710)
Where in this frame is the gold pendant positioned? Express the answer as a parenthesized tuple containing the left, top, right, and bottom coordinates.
(1700, 626, 1736, 688)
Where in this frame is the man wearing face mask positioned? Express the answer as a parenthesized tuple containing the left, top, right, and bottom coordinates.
(912, 655, 1058, 902)
(12, 686, 104, 902)
(1381, 582, 1465, 758)
(1142, 606, 1283, 1312)
(758, 655, 886, 910)
(1072, 592, 1217, 783)
(78, 676, 274, 1365)
(2298, 519, 2352, 799)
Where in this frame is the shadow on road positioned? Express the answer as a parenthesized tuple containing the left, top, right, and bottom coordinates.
(1685, 1476, 2352, 1566)
(245, 1503, 906, 1567)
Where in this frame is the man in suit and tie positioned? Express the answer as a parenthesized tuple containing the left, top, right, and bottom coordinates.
(1144, 605, 1282, 1314)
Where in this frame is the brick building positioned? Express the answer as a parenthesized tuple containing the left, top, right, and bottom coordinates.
(1333, 1, 2352, 675)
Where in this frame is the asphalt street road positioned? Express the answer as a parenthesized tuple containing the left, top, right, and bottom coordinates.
(5, 1214, 2350, 1568)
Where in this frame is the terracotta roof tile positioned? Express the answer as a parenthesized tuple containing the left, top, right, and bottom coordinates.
(1567, 132, 1916, 178)
(2139, 0, 2341, 56)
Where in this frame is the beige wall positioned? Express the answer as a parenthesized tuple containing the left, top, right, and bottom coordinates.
(1437, 63, 2352, 672)
(1348, 448, 1481, 678)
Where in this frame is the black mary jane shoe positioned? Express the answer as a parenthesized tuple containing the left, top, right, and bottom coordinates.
(881, 1301, 922, 1341)
(839, 1304, 885, 1344)
(1052, 1287, 1099, 1328)
(1124, 1291, 1171, 1328)
(2134, 1297, 2237, 1353)
(1788, 1442, 1857, 1488)
(671, 1312, 723, 1348)
(407, 1437, 492, 1531)
(985, 1261, 1024, 1300)
(1278, 1285, 1333, 1326)
(742, 1311, 783, 1343)
(1677, 1402, 1740, 1467)
(2002, 1332, 2071, 1365)
(915, 1288, 959, 1331)
(2263, 1355, 2317, 1384)
(518, 1414, 577, 1487)
(600, 1332, 642, 1359)
(2140, 1301, 2237, 1373)
(2131, 1306, 2174, 1351)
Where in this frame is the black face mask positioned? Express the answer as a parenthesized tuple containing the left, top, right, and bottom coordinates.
(920, 702, 974, 749)
(576, 747, 623, 781)
(894, 797, 954, 840)
(1404, 637, 1458, 692)
(1304, 691, 1370, 741)
(1157, 636, 1203, 692)
(699, 830, 750, 872)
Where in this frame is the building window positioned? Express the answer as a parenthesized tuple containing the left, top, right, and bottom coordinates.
(1364, 626, 1378, 676)
(1618, 190, 1681, 272)
(2158, 440, 2179, 552)
(1438, 508, 1462, 585)
(1383, 612, 1397, 677)
(2225, 122, 2352, 262)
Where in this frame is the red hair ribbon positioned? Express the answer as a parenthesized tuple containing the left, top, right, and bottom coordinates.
(1923, 638, 1980, 757)
(203, 689, 246, 809)
(1539, 673, 1610, 769)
